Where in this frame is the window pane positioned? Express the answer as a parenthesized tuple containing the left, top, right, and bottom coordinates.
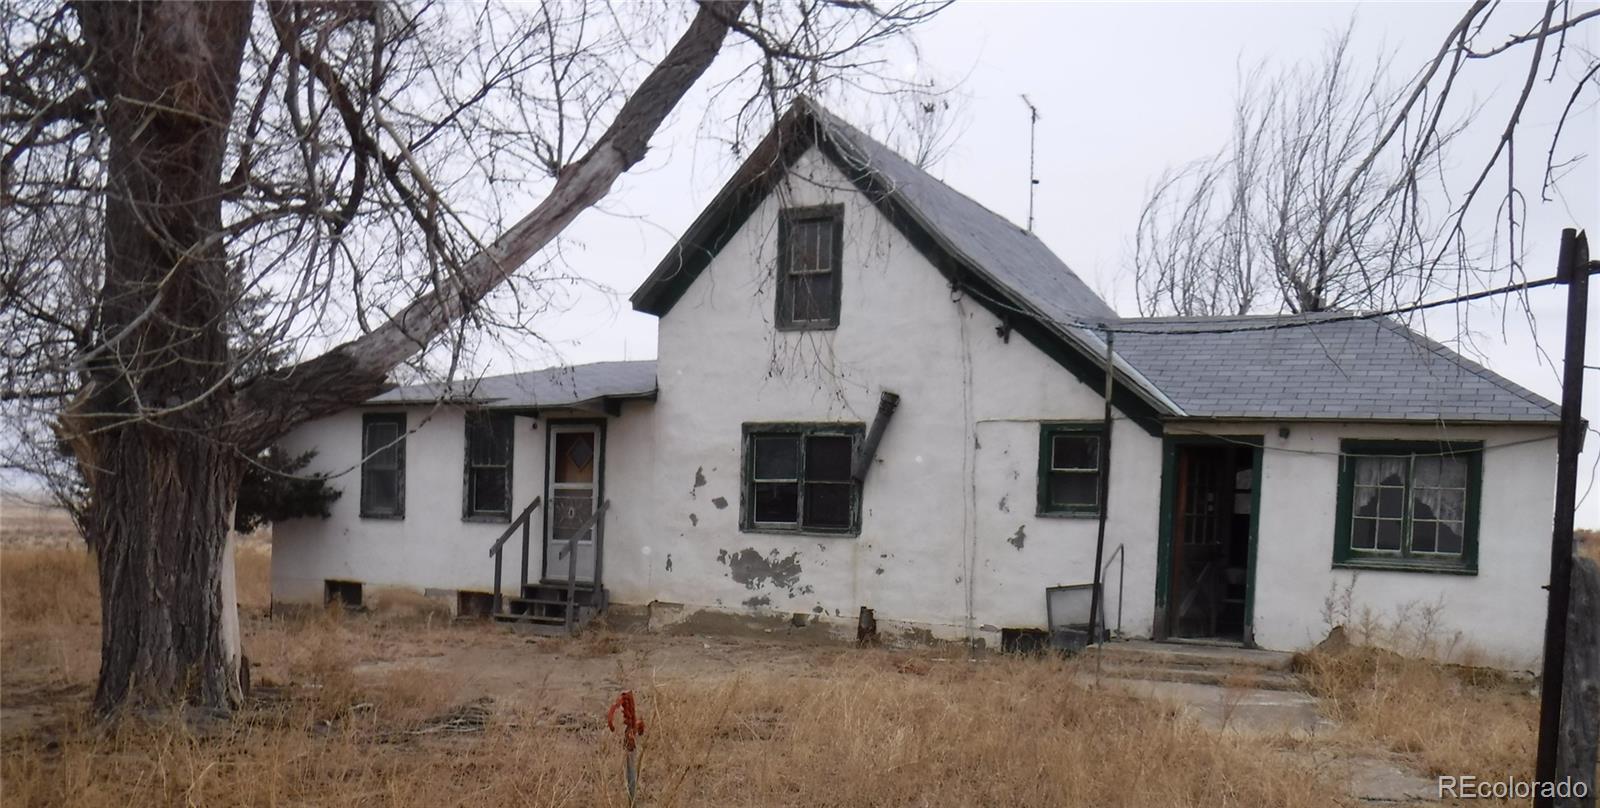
(804, 482, 852, 528)
(1375, 519, 1403, 551)
(805, 435, 853, 482)
(554, 432, 595, 484)
(366, 422, 399, 468)
(365, 469, 397, 513)
(1378, 486, 1405, 519)
(1415, 454, 1468, 488)
(1354, 456, 1408, 488)
(1351, 517, 1376, 549)
(1049, 472, 1098, 509)
(1052, 435, 1099, 471)
(1436, 522, 1464, 555)
(467, 415, 509, 466)
(791, 273, 834, 322)
(472, 468, 508, 513)
(1411, 520, 1437, 553)
(551, 493, 594, 542)
(753, 436, 800, 479)
(788, 219, 828, 271)
(754, 482, 799, 523)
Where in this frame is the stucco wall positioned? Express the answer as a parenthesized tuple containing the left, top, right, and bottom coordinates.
(605, 147, 1160, 643)
(1171, 421, 1557, 667)
(272, 406, 546, 602)
(270, 143, 1558, 667)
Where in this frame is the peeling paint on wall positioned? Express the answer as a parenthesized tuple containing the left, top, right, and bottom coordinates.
(875, 567, 884, 575)
(691, 467, 706, 497)
(997, 494, 1009, 513)
(716, 548, 728, 564)
(711, 496, 729, 510)
(743, 594, 772, 609)
(689, 513, 698, 527)
(727, 548, 802, 591)
(665, 554, 673, 572)
(1007, 525, 1026, 550)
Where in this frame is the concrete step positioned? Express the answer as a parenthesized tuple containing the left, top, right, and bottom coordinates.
(1093, 640, 1296, 672)
(1090, 661, 1304, 692)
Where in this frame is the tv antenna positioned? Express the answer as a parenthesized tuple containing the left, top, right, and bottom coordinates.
(1021, 95, 1041, 233)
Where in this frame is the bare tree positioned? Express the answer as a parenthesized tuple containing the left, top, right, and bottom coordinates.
(0, 0, 946, 716)
(1135, 27, 1474, 317)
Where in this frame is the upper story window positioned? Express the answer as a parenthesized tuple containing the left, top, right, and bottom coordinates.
(1037, 423, 1104, 517)
(776, 205, 843, 330)
(360, 413, 406, 519)
(1333, 440, 1481, 574)
(742, 423, 863, 535)
(464, 412, 514, 521)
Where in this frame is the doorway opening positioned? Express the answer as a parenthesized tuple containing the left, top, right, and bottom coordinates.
(1163, 442, 1258, 643)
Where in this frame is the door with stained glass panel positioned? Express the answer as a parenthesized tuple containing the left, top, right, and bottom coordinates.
(543, 424, 601, 582)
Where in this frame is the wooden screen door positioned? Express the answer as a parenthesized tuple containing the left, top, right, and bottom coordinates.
(1167, 446, 1231, 638)
(544, 424, 601, 583)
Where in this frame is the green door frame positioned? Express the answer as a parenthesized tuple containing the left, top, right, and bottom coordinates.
(1153, 434, 1264, 646)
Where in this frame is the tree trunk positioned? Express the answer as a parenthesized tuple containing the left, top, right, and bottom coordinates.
(89, 434, 244, 713)
(72, 2, 254, 715)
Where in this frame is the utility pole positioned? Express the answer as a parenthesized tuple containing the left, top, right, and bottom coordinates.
(1534, 228, 1592, 808)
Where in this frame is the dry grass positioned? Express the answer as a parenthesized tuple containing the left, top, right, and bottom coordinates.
(0, 539, 1360, 807)
(1579, 529, 1600, 564)
(2, 644, 1352, 808)
(1297, 645, 1537, 785)
(2, 503, 1576, 806)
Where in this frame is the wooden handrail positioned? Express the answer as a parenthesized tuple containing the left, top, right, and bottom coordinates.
(488, 496, 542, 558)
(490, 497, 541, 618)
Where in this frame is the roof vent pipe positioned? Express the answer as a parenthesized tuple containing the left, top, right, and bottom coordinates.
(852, 391, 901, 483)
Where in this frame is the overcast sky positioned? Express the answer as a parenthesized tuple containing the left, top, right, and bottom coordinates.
(4, 3, 1593, 523)
(508, 2, 1598, 525)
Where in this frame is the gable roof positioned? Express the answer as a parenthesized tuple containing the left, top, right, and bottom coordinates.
(631, 98, 1178, 430)
(367, 360, 657, 410)
(628, 98, 1555, 428)
(1112, 315, 1560, 423)
(632, 98, 1116, 325)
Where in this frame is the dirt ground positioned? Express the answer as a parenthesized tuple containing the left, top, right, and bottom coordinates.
(0, 500, 1570, 806)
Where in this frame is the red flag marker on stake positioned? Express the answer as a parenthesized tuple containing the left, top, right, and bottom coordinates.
(607, 690, 645, 804)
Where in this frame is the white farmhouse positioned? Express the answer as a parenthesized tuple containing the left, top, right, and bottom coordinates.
(271, 100, 1560, 667)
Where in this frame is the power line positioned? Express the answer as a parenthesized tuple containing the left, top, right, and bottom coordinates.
(960, 263, 1598, 338)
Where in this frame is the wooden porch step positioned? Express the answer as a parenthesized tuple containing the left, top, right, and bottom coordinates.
(508, 596, 579, 608)
(493, 611, 566, 625)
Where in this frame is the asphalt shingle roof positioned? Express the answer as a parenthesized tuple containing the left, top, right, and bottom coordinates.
(631, 99, 1556, 426)
(367, 360, 657, 409)
(1112, 315, 1559, 423)
(807, 103, 1118, 326)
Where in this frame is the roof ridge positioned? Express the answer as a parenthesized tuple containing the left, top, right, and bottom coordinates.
(806, 100, 1036, 240)
(1118, 311, 1346, 324)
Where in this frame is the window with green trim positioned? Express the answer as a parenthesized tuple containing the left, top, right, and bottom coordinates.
(741, 423, 863, 534)
(1333, 441, 1481, 573)
(463, 412, 514, 521)
(775, 206, 843, 330)
(360, 413, 406, 519)
(1038, 423, 1104, 516)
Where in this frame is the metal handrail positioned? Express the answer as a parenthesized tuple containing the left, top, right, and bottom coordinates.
(1100, 543, 1125, 638)
(488, 497, 541, 616)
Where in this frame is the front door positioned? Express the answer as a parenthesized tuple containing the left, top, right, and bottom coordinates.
(543, 424, 601, 583)
(1163, 442, 1258, 642)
